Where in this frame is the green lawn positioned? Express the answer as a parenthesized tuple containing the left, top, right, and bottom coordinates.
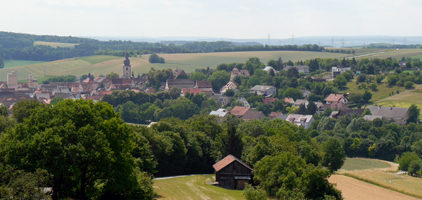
(353, 49, 422, 59)
(341, 78, 405, 102)
(154, 175, 246, 200)
(375, 84, 422, 118)
(341, 158, 391, 171)
(3, 60, 46, 69)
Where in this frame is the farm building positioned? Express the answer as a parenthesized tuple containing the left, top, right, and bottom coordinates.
(213, 154, 253, 190)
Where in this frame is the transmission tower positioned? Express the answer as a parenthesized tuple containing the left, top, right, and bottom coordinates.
(340, 39, 345, 47)
(268, 33, 270, 45)
(292, 34, 294, 45)
(331, 37, 334, 47)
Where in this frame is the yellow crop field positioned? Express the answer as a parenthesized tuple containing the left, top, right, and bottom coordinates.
(34, 41, 78, 48)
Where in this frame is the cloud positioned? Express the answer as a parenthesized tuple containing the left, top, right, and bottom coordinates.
(238, 6, 251, 11)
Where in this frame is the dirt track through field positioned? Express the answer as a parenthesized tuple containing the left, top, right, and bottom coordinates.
(329, 174, 420, 200)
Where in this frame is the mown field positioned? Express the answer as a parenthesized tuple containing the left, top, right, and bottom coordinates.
(153, 175, 245, 200)
(34, 41, 78, 48)
(354, 49, 422, 59)
(0, 51, 350, 81)
(340, 158, 391, 171)
(375, 84, 422, 117)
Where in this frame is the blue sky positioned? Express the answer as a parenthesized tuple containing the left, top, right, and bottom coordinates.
(1, 0, 421, 39)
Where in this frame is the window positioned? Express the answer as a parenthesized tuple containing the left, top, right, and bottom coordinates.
(126, 67, 128, 70)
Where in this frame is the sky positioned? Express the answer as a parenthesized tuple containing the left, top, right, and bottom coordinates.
(1, 0, 422, 39)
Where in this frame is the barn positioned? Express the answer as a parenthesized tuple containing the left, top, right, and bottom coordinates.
(212, 154, 253, 190)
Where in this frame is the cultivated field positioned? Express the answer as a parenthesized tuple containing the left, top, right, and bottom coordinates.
(153, 175, 245, 200)
(34, 41, 78, 48)
(0, 51, 350, 82)
(334, 158, 422, 199)
(329, 175, 420, 200)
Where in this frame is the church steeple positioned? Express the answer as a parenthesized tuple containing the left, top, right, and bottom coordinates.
(122, 50, 132, 79)
(124, 50, 130, 66)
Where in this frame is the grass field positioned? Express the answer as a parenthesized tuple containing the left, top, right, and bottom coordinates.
(3, 60, 46, 69)
(354, 49, 422, 59)
(34, 41, 78, 48)
(154, 175, 245, 200)
(340, 158, 391, 171)
(341, 79, 405, 102)
(375, 84, 422, 118)
(0, 51, 351, 82)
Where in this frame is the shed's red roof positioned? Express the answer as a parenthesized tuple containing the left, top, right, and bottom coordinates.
(212, 154, 253, 172)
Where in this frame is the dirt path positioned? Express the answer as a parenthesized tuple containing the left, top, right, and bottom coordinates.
(329, 175, 420, 200)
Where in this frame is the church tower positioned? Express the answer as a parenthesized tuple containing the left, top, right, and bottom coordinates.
(121, 51, 132, 79)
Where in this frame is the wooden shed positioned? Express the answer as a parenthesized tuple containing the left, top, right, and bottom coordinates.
(212, 154, 253, 190)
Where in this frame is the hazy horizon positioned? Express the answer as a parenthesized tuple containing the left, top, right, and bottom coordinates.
(2, 0, 422, 39)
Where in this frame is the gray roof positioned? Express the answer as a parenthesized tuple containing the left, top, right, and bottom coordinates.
(363, 115, 384, 121)
(250, 85, 275, 92)
(366, 106, 409, 118)
(241, 110, 265, 120)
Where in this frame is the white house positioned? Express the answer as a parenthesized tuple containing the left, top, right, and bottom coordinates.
(249, 85, 276, 96)
(263, 66, 278, 75)
(331, 66, 351, 78)
(220, 81, 237, 94)
(285, 114, 315, 129)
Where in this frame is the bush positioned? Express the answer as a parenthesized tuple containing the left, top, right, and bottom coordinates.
(243, 184, 267, 200)
(399, 152, 420, 171)
(408, 159, 422, 176)
(149, 53, 165, 63)
(369, 83, 377, 91)
(405, 81, 414, 89)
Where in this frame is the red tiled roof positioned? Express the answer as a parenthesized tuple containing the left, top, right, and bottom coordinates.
(230, 106, 250, 117)
(325, 94, 344, 102)
(284, 97, 294, 103)
(212, 154, 253, 172)
(262, 98, 279, 104)
(99, 90, 113, 96)
(270, 112, 283, 118)
(182, 88, 202, 95)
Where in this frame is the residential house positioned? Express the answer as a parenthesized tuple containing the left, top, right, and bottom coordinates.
(399, 61, 407, 69)
(210, 108, 230, 118)
(300, 89, 311, 99)
(331, 66, 351, 78)
(269, 112, 283, 118)
(241, 110, 265, 121)
(284, 97, 295, 104)
(262, 98, 279, 106)
(174, 70, 188, 79)
(325, 94, 349, 105)
(165, 79, 195, 91)
(230, 106, 250, 118)
(330, 109, 365, 119)
(249, 85, 276, 96)
(220, 81, 237, 94)
(213, 154, 253, 190)
(317, 101, 350, 114)
(263, 66, 278, 75)
(284, 65, 310, 75)
(294, 99, 309, 107)
(285, 114, 315, 129)
(213, 94, 233, 106)
(181, 88, 202, 97)
(194, 80, 212, 90)
(230, 68, 250, 81)
(366, 106, 410, 125)
(237, 97, 250, 108)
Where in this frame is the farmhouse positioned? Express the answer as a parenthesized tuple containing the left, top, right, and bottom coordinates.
(213, 154, 253, 190)
(300, 89, 311, 99)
